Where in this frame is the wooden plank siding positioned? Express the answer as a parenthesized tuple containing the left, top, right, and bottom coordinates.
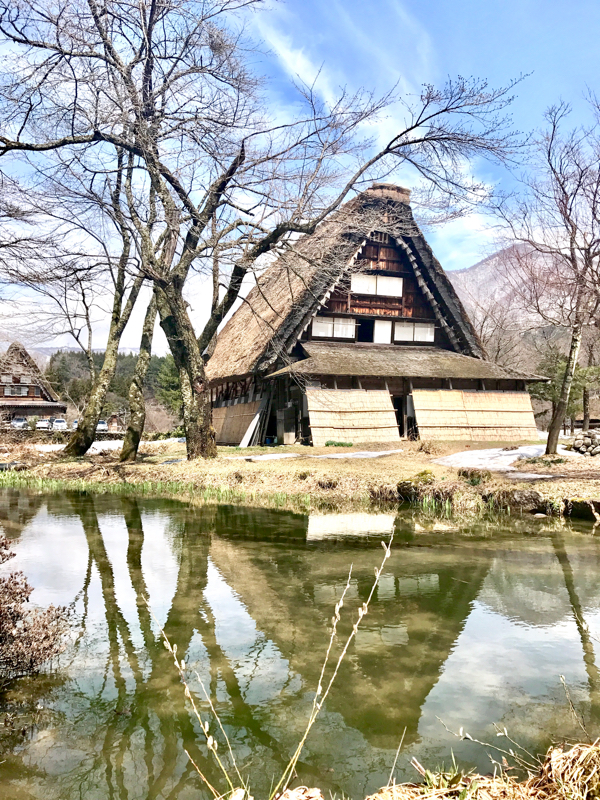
(412, 390, 538, 441)
(306, 389, 400, 446)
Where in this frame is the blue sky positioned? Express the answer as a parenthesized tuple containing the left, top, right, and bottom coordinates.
(249, 0, 600, 271)
(12, 0, 600, 352)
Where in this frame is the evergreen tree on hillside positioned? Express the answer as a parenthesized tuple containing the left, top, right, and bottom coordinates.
(45, 351, 175, 419)
(156, 356, 183, 419)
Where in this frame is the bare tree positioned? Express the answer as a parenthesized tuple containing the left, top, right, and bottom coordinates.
(0, 166, 146, 454)
(0, 0, 522, 458)
(0, 173, 61, 269)
(457, 283, 524, 366)
(498, 103, 600, 453)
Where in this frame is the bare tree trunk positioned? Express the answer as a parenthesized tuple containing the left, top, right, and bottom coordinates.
(552, 533, 600, 721)
(120, 294, 158, 462)
(155, 289, 215, 459)
(179, 366, 197, 436)
(546, 323, 583, 455)
(583, 386, 590, 432)
(63, 333, 122, 457)
(159, 286, 216, 460)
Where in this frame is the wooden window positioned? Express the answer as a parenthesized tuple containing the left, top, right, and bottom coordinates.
(414, 322, 435, 342)
(351, 273, 377, 294)
(394, 321, 414, 342)
(351, 274, 403, 297)
(312, 316, 355, 339)
(6, 385, 29, 396)
(394, 321, 435, 342)
(312, 316, 334, 337)
(376, 275, 403, 296)
(34, 386, 41, 397)
(333, 318, 355, 338)
(1, 374, 11, 383)
(374, 319, 392, 343)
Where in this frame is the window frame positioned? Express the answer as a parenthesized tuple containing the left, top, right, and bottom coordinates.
(311, 316, 356, 340)
(394, 320, 436, 343)
(350, 273, 403, 297)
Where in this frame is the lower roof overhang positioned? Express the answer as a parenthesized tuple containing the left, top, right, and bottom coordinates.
(266, 342, 548, 383)
(0, 401, 67, 414)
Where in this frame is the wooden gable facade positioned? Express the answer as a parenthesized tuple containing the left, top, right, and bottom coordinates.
(206, 184, 545, 446)
(303, 232, 452, 350)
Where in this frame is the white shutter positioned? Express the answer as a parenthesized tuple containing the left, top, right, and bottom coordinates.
(376, 275, 403, 297)
(333, 318, 355, 338)
(312, 317, 334, 337)
(351, 273, 377, 295)
(394, 321, 414, 341)
(414, 322, 435, 342)
(374, 319, 392, 343)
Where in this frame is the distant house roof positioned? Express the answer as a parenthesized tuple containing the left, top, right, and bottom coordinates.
(268, 342, 547, 382)
(0, 342, 66, 413)
(206, 184, 486, 384)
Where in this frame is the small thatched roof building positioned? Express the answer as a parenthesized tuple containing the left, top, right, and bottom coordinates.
(0, 342, 66, 422)
(206, 184, 545, 446)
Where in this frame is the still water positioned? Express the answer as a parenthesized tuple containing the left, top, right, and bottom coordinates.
(1, 490, 600, 799)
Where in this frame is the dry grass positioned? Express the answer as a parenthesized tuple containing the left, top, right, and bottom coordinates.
(369, 777, 527, 800)
(0, 439, 462, 511)
(2, 436, 600, 515)
(368, 742, 600, 800)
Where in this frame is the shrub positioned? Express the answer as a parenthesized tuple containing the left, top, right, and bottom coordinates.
(457, 467, 492, 485)
(317, 478, 339, 489)
(417, 439, 441, 455)
(324, 441, 353, 447)
(0, 536, 68, 692)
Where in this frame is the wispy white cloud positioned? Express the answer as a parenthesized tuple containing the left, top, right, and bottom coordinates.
(425, 211, 498, 272)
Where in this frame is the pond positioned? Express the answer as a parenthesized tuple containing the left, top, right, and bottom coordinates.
(1, 490, 600, 800)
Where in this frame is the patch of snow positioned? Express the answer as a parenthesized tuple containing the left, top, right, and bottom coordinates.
(434, 443, 576, 472)
(33, 437, 182, 454)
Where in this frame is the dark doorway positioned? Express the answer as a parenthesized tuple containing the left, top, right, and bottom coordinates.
(356, 318, 375, 342)
(392, 396, 404, 437)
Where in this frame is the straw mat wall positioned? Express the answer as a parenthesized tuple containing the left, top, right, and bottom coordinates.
(213, 400, 262, 445)
(412, 389, 538, 441)
(306, 389, 400, 446)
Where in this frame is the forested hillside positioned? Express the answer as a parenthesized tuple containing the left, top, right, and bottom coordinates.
(45, 351, 181, 429)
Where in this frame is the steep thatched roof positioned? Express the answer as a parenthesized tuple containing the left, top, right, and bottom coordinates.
(0, 342, 60, 401)
(206, 184, 485, 384)
(268, 342, 546, 382)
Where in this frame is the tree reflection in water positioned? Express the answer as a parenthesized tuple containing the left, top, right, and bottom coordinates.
(0, 493, 599, 800)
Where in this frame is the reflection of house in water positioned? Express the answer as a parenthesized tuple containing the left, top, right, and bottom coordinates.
(0, 489, 45, 540)
(211, 507, 491, 747)
(307, 513, 396, 541)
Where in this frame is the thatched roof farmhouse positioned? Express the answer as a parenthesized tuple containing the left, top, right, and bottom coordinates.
(206, 184, 545, 446)
(0, 342, 66, 422)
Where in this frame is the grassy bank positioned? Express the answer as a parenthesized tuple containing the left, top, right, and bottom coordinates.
(1, 437, 599, 518)
(0, 470, 319, 511)
(366, 742, 600, 800)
